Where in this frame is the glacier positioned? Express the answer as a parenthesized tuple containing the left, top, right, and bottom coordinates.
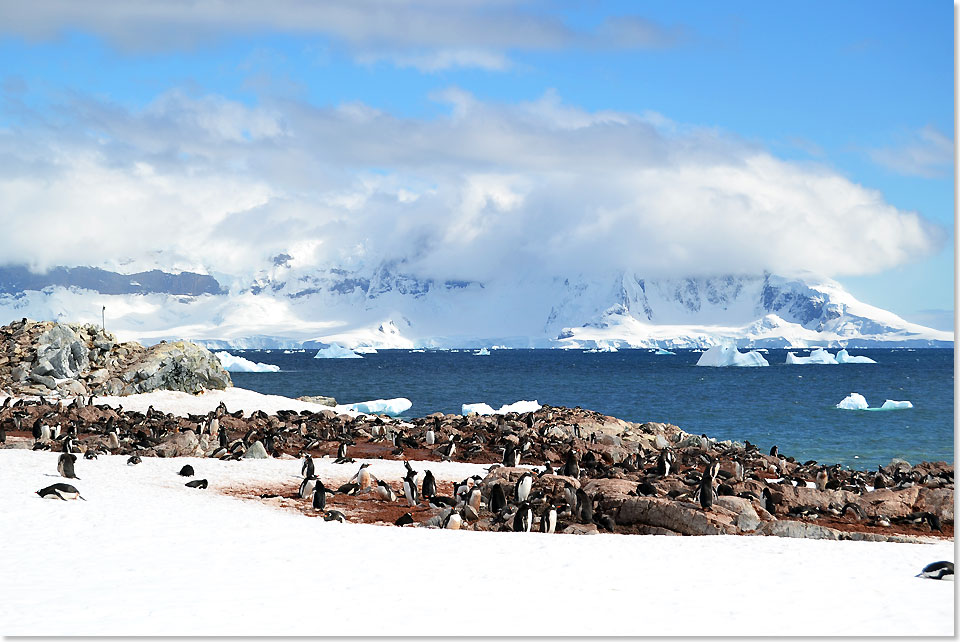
(696, 345, 769, 367)
(0, 263, 951, 349)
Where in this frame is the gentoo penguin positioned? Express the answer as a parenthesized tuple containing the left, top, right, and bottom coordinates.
(299, 476, 318, 499)
(0, 423, 5, 444)
(442, 509, 463, 530)
(323, 510, 347, 523)
(815, 468, 828, 492)
(301, 454, 315, 479)
(421, 470, 437, 499)
(62, 438, 77, 454)
(179, 465, 195, 477)
(562, 449, 580, 478)
(395, 513, 415, 527)
(336, 442, 348, 460)
(403, 461, 420, 487)
(542, 460, 554, 476)
(656, 449, 674, 477)
(438, 436, 456, 461)
(575, 488, 593, 523)
(185, 479, 208, 489)
(490, 483, 507, 513)
(337, 482, 360, 495)
(563, 482, 578, 515)
(636, 481, 658, 497)
(108, 430, 120, 450)
(403, 472, 419, 507)
(127, 455, 142, 466)
(769, 445, 779, 458)
(917, 561, 954, 580)
(313, 481, 330, 510)
(513, 501, 533, 532)
(697, 464, 717, 511)
(356, 463, 374, 490)
(57, 452, 79, 479)
(31, 418, 42, 442)
(428, 495, 457, 509)
(376, 479, 397, 502)
(83, 451, 98, 460)
(503, 443, 520, 467)
(36, 483, 84, 500)
(539, 503, 557, 534)
(515, 472, 533, 503)
(219, 426, 228, 449)
(425, 428, 436, 446)
(465, 486, 482, 514)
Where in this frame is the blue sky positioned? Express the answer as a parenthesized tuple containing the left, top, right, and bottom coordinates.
(0, 1, 953, 327)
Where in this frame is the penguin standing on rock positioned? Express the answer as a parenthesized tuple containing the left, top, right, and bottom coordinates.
(513, 501, 533, 532)
(656, 449, 674, 477)
(815, 468, 828, 492)
(515, 472, 533, 503)
(490, 483, 507, 513)
(696, 459, 720, 511)
(539, 502, 557, 534)
(562, 449, 580, 478)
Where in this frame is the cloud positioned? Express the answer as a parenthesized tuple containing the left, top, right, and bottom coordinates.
(868, 126, 953, 178)
(0, 1, 682, 70)
(0, 87, 943, 286)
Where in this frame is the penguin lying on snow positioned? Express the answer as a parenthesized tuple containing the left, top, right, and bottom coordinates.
(127, 455, 142, 466)
(179, 464, 195, 477)
(37, 483, 85, 500)
(917, 561, 954, 580)
(185, 479, 209, 489)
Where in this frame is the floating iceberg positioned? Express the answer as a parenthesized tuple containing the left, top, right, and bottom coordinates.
(354, 346, 378, 354)
(655, 348, 676, 355)
(213, 352, 280, 373)
(314, 343, 362, 359)
(836, 349, 876, 364)
(696, 345, 769, 367)
(339, 397, 412, 416)
(836, 392, 869, 410)
(786, 348, 837, 365)
(837, 393, 912, 411)
(475, 348, 490, 356)
(462, 400, 541, 416)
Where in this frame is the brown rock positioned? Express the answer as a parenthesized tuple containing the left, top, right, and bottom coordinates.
(616, 497, 738, 535)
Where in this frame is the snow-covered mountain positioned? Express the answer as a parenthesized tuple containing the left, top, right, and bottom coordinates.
(0, 262, 951, 348)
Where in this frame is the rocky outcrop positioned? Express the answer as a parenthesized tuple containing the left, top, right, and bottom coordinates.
(0, 318, 231, 398)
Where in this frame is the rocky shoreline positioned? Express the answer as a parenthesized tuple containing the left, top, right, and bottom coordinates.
(0, 319, 231, 398)
(2, 395, 952, 542)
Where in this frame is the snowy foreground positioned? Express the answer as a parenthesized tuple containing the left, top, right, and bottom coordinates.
(1, 389, 955, 636)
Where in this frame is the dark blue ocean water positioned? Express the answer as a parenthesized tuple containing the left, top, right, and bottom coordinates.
(225, 348, 954, 470)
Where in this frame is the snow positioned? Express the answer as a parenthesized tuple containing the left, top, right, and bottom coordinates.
(314, 343, 362, 359)
(696, 344, 769, 367)
(336, 397, 412, 416)
(837, 349, 877, 364)
(837, 393, 913, 411)
(0, 448, 952, 635)
(89, 387, 341, 417)
(475, 347, 490, 356)
(462, 400, 541, 416)
(837, 392, 870, 410)
(213, 351, 281, 373)
(353, 346, 378, 354)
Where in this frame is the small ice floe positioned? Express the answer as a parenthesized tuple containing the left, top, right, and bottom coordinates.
(836, 393, 912, 411)
(314, 343, 362, 359)
(213, 352, 280, 373)
(695, 345, 769, 367)
(337, 398, 412, 416)
(462, 400, 541, 416)
(786, 348, 876, 365)
(655, 348, 676, 355)
(475, 347, 490, 356)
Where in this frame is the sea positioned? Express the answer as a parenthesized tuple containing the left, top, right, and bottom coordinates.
(223, 348, 954, 470)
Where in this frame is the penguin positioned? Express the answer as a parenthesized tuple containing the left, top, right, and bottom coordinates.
(108, 430, 120, 450)
(323, 510, 347, 523)
(299, 476, 318, 499)
(762, 487, 776, 515)
(185, 479, 208, 489)
(503, 443, 520, 467)
(301, 454, 315, 479)
(815, 468, 828, 492)
(465, 486, 482, 514)
(542, 460, 555, 476)
(395, 513, 415, 527)
(376, 479, 397, 502)
(562, 449, 580, 478)
(539, 502, 557, 534)
(428, 495, 457, 509)
(57, 452, 79, 479)
(769, 445, 779, 458)
(0, 423, 5, 444)
(36, 483, 85, 500)
(127, 455, 142, 466)
(179, 464, 195, 477)
(421, 470, 437, 499)
(403, 473, 419, 507)
(83, 451, 98, 460)
(442, 509, 463, 530)
(62, 437, 78, 455)
(352, 463, 373, 491)
(513, 501, 533, 532)
(31, 418, 42, 442)
(656, 449, 674, 477)
(219, 426, 228, 449)
(335, 442, 349, 462)
(637, 481, 658, 497)
(515, 471, 533, 503)
(337, 482, 360, 495)
(425, 428, 436, 446)
(490, 483, 507, 513)
(575, 488, 593, 523)
(697, 468, 716, 511)
(313, 481, 330, 510)
(917, 561, 954, 580)
(438, 437, 456, 461)
(563, 482, 578, 515)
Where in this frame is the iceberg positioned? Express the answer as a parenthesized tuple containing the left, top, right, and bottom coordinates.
(314, 343, 362, 359)
(836, 393, 912, 411)
(354, 346, 378, 354)
(696, 345, 769, 367)
(655, 348, 676, 355)
(213, 351, 281, 373)
(339, 397, 412, 416)
(785, 348, 838, 365)
(475, 347, 490, 356)
(461, 400, 541, 416)
(836, 392, 869, 410)
(836, 349, 876, 364)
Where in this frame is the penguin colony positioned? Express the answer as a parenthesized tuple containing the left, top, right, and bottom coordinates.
(2, 396, 952, 539)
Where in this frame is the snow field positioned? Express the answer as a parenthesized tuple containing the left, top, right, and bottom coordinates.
(0, 449, 953, 636)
